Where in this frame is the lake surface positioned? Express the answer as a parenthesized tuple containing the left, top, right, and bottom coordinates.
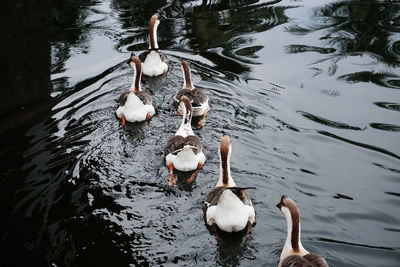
(1, 0, 399, 266)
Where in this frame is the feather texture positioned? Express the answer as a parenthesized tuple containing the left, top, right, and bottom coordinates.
(203, 136, 255, 234)
(138, 14, 168, 76)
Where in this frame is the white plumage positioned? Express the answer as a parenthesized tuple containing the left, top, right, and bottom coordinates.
(139, 14, 168, 77)
(203, 135, 256, 235)
(142, 50, 168, 77)
(116, 93, 155, 123)
(116, 55, 155, 125)
(206, 189, 255, 232)
(164, 96, 206, 187)
(166, 145, 206, 172)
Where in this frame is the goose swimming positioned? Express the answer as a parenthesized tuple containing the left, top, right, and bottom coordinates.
(165, 96, 206, 187)
(276, 196, 329, 267)
(116, 55, 155, 126)
(139, 13, 168, 76)
(174, 61, 210, 128)
(203, 135, 255, 235)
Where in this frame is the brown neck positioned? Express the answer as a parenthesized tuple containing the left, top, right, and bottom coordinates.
(181, 61, 193, 89)
(149, 17, 158, 49)
(219, 137, 231, 185)
(221, 154, 229, 185)
(290, 207, 300, 250)
(132, 58, 142, 92)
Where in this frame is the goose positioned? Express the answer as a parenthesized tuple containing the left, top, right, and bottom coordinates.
(138, 13, 168, 76)
(165, 96, 206, 187)
(203, 135, 255, 235)
(116, 55, 155, 126)
(174, 61, 211, 128)
(276, 196, 329, 267)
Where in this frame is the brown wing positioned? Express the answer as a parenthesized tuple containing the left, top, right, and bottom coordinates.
(281, 254, 329, 267)
(165, 135, 186, 156)
(185, 135, 205, 155)
(281, 255, 314, 267)
(138, 50, 167, 63)
(228, 187, 254, 206)
(138, 51, 150, 63)
(118, 91, 130, 106)
(203, 186, 226, 216)
(202, 186, 254, 217)
(135, 91, 152, 105)
(174, 89, 192, 110)
(304, 254, 329, 267)
(158, 51, 168, 62)
(174, 88, 208, 109)
(165, 135, 205, 157)
(191, 88, 208, 107)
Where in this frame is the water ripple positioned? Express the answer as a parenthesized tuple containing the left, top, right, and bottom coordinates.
(318, 131, 400, 160)
(337, 71, 400, 89)
(374, 102, 400, 112)
(298, 111, 364, 130)
(370, 123, 400, 132)
(3, 1, 400, 266)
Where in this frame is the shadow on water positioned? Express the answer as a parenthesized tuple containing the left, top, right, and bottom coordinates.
(1, 0, 133, 266)
(0, 1, 53, 135)
(215, 231, 251, 266)
(285, 0, 400, 88)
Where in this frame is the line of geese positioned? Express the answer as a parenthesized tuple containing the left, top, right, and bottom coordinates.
(115, 14, 328, 267)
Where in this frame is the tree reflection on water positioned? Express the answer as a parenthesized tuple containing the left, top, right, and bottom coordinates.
(188, 0, 293, 75)
(112, 0, 295, 76)
(50, 0, 99, 74)
(285, 0, 400, 88)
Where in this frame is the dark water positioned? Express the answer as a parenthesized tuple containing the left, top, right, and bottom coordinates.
(1, 0, 400, 266)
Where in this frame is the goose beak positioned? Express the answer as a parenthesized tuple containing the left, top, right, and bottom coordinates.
(126, 52, 135, 64)
(276, 195, 287, 209)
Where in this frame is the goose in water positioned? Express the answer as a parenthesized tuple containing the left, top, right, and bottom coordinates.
(165, 96, 206, 187)
(174, 61, 210, 128)
(139, 13, 168, 76)
(276, 196, 329, 267)
(116, 55, 155, 126)
(203, 135, 255, 236)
